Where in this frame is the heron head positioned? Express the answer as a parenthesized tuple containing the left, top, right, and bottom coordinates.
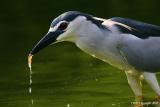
(29, 11, 105, 55)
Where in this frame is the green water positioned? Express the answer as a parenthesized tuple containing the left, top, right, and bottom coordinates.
(1, 0, 160, 107)
(1, 42, 160, 107)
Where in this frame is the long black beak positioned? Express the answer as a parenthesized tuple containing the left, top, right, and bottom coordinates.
(29, 30, 63, 55)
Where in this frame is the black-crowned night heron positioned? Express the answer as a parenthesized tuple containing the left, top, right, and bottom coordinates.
(29, 11, 160, 102)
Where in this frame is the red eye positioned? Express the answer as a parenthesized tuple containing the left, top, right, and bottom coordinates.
(58, 22, 68, 30)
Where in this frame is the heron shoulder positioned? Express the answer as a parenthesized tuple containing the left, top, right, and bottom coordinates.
(109, 17, 160, 39)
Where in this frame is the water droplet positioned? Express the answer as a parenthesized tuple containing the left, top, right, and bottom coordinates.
(30, 79, 32, 84)
(31, 99, 34, 105)
(67, 104, 70, 107)
(28, 54, 34, 105)
(29, 87, 32, 93)
(112, 104, 116, 106)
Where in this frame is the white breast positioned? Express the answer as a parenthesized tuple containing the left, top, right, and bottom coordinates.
(75, 31, 132, 70)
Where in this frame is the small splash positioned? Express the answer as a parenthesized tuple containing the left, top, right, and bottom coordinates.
(95, 78, 98, 81)
(67, 104, 70, 107)
(28, 54, 34, 105)
(112, 103, 116, 106)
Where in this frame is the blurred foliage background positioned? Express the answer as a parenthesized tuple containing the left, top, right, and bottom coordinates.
(0, 0, 160, 107)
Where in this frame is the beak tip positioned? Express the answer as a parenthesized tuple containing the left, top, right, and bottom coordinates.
(29, 51, 33, 55)
(29, 31, 61, 56)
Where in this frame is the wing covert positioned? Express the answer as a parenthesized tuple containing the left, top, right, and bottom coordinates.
(110, 17, 160, 39)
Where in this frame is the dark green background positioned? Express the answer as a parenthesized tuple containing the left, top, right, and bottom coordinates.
(0, 0, 160, 107)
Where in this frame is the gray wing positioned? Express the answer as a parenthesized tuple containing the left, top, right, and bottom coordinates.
(110, 17, 160, 72)
(120, 37, 160, 72)
(110, 17, 160, 39)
